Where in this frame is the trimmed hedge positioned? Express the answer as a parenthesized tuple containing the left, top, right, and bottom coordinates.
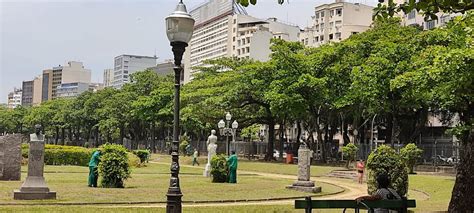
(22, 144, 93, 166)
(21, 144, 140, 168)
(132, 150, 150, 164)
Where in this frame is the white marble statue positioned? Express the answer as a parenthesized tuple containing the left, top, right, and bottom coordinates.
(203, 130, 218, 177)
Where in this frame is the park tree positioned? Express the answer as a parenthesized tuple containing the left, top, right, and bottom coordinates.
(400, 143, 423, 174)
(392, 13, 473, 211)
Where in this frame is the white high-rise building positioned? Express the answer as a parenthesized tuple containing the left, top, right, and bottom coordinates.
(183, 0, 300, 82)
(299, 0, 374, 47)
(103, 69, 114, 88)
(112, 54, 157, 88)
(7, 88, 22, 109)
(390, 0, 459, 30)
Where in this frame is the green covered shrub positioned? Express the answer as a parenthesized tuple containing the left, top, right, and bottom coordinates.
(98, 144, 131, 188)
(133, 150, 150, 164)
(400, 143, 423, 174)
(342, 143, 358, 169)
(210, 154, 228, 183)
(366, 145, 408, 196)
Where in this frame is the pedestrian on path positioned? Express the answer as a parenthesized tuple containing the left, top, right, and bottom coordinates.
(192, 149, 200, 166)
(356, 159, 365, 184)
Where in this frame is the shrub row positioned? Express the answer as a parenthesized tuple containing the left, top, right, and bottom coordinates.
(22, 143, 143, 167)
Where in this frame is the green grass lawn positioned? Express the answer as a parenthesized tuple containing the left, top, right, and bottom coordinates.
(0, 163, 342, 204)
(0, 154, 455, 212)
(409, 174, 455, 211)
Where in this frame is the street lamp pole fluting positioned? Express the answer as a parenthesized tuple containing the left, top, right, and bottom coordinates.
(165, 1, 194, 212)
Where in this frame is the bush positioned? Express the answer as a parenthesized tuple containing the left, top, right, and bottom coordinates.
(127, 152, 141, 168)
(210, 154, 228, 183)
(366, 145, 408, 196)
(342, 143, 358, 169)
(179, 138, 189, 155)
(22, 144, 93, 166)
(98, 144, 131, 188)
(133, 150, 150, 164)
(400, 143, 423, 174)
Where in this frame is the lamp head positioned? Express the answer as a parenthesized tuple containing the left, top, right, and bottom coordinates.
(165, 1, 195, 44)
(218, 119, 225, 129)
(225, 112, 232, 121)
(232, 120, 238, 129)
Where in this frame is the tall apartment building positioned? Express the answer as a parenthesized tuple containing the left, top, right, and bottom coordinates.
(21, 80, 34, 107)
(183, 0, 300, 82)
(112, 54, 157, 88)
(7, 88, 22, 109)
(299, 0, 374, 47)
(21, 75, 43, 106)
(41, 61, 91, 100)
(103, 69, 114, 88)
(42, 69, 53, 102)
(390, 0, 459, 30)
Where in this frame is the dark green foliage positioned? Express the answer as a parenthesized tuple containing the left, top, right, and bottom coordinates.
(400, 143, 423, 174)
(210, 154, 228, 183)
(133, 150, 150, 164)
(367, 145, 408, 196)
(98, 144, 131, 188)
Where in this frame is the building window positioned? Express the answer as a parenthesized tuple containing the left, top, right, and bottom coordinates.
(233, 36, 235, 41)
(321, 11, 324, 17)
(315, 36, 319, 42)
(408, 10, 416, 19)
(329, 22, 334, 28)
(315, 13, 319, 19)
(335, 32, 341, 40)
(321, 23, 324, 29)
(320, 35, 324, 41)
(425, 20, 436, 29)
(246, 47, 249, 53)
(329, 34, 333, 40)
(330, 10, 334, 16)
(335, 20, 342, 25)
(336, 8, 342, 16)
(233, 19, 236, 24)
(351, 32, 358, 35)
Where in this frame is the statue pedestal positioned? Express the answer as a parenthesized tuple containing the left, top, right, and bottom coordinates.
(286, 144, 321, 193)
(203, 163, 211, 177)
(14, 135, 56, 200)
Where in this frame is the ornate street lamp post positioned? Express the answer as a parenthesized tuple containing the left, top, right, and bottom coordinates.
(165, 1, 194, 212)
(218, 112, 238, 156)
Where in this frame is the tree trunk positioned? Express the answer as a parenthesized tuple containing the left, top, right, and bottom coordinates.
(448, 130, 474, 212)
(151, 122, 156, 153)
(265, 121, 276, 161)
(55, 127, 59, 145)
(278, 122, 285, 161)
(386, 113, 394, 147)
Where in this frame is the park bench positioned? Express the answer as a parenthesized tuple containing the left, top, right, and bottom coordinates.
(295, 196, 416, 213)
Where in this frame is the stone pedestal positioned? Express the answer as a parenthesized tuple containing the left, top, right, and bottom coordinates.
(14, 134, 56, 200)
(286, 144, 321, 193)
(0, 134, 22, 181)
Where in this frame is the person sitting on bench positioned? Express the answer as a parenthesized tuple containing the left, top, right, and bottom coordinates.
(356, 173, 401, 213)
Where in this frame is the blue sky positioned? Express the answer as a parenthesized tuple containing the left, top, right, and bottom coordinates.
(0, 0, 377, 103)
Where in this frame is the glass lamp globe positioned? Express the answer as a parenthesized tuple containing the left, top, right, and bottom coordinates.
(232, 120, 238, 129)
(165, 1, 195, 44)
(218, 119, 225, 129)
(225, 112, 232, 121)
